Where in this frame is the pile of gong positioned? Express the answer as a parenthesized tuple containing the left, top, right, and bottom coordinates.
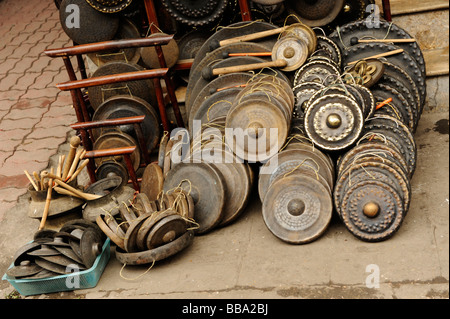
(161, 127, 254, 234)
(258, 122, 335, 244)
(96, 192, 195, 265)
(6, 219, 105, 280)
(326, 19, 426, 242)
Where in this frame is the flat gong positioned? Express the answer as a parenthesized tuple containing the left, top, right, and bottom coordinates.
(85, 0, 133, 13)
(272, 36, 309, 72)
(329, 19, 426, 78)
(88, 19, 141, 67)
(41, 254, 86, 270)
(6, 260, 43, 279)
(93, 131, 141, 172)
(35, 257, 68, 275)
(262, 174, 333, 244)
(54, 245, 85, 265)
(92, 95, 161, 153)
(293, 82, 325, 119)
(88, 61, 156, 111)
(293, 60, 341, 87)
(141, 163, 165, 202)
(190, 20, 279, 74)
(340, 42, 426, 105)
(80, 227, 103, 268)
(141, 32, 180, 69)
(285, 0, 345, 27)
(123, 211, 154, 252)
(163, 163, 225, 235)
(161, 0, 229, 27)
(27, 245, 61, 257)
(146, 214, 187, 250)
(59, 0, 119, 45)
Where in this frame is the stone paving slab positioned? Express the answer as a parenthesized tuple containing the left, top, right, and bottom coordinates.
(0, 0, 74, 222)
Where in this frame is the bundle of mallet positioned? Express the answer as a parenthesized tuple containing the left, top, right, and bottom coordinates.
(23, 136, 102, 230)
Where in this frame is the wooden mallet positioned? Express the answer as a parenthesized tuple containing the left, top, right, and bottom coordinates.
(62, 135, 81, 180)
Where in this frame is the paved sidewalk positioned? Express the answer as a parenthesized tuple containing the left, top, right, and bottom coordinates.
(0, 0, 77, 222)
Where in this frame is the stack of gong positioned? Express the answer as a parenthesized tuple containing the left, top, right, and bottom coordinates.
(333, 114, 415, 242)
(225, 73, 295, 162)
(258, 122, 335, 244)
(327, 19, 426, 241)
(6, 219, 105, 280)
(162, 127, 254, 235)
(96, 192, 195, 265)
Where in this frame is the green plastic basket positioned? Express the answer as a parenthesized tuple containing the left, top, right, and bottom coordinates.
(2, 238, 110, 296)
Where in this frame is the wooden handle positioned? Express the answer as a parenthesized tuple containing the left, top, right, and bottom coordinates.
(219, 26, 289, 47)
(358, 39, 416, 43)
(67, 159, 90, 183)
(24, 170, 39, 191)
(347, 49, 404, 65)
(54, 187, 85, 200)
(54, 179, 101, 201)
(33, 172, 41, 191)
(211, 59, 287, 76)
(39, 168, 53, 230)
(62, 136, 81, 180)
(67, 148, 83, 180)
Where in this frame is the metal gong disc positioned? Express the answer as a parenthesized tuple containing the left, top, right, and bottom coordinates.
(190, 20, 279, 74)
(95, 161, 128, 187)
(304, 94, 364, 151)
(59, 0, 120, 44)
(339, 179, 405, 242)
(88, 61, 155, 111)
(225, 98, 289, 163)
(80, 227, 103, 268)
(146, 214, 188, 250)
(93, 130, 141, 172)
(40, 254, 86, 270)
(363, 115, 417, 177)
(258, 147, 334, 202)
(293, 82, 325, 118)
(140, 32, 180, 69)
(163, 163, 225, 235)
(293, 60, 341, 87)
(88, 19, 141, 67)
(262, 174, 333, 244)
(340, 42, 426, 104)
(188, 72, 254, 130)
(186, 42, 271, 110)
(209, 162, 251, 227)
(96, 214, 126, 250)
(177, 30, 213, 83)
(161, 0, 229, 27)
(115, 230, 194, 265)
(92, 95, 161, 153)
(85, 0, 133, 13)
(6, 260, 43, 279)
(329, 19, 426, 78)
(141, 162, 165, 202)
(280, 23, 317, 56)
(285, 0, 345, 27)
(34, 257, 68, 275)
(13, 242, 42, 266)
(314, 35, 342, 67)
(272, 36, 309, 72)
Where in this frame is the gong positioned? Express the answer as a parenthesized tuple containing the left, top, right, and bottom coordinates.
(145, 214, 188, 250)
(339, 179, 405, 242)
(163, 163, 226, 235)
(272, 36, 309, 72)
(140, 32, 180, 69)
(88, 19, 141, 67)
(85, 0, 133, 13)
(88, 61, 156, 111)
(262, 174, 333, 244)
(141, 163, 165, 202)
(93, 130, 141, 172)
(190, 20, 280, 74)
(92, 94, 161, 153)
(304, 94, 364, 151)
(161, 0, 230, 27)
(59, 0, 120, 45)
(285, 0, 345, 27)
